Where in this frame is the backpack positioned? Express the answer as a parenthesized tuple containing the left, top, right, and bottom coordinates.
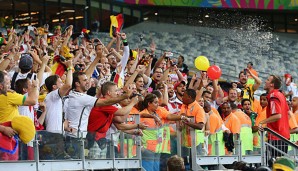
(11, 72, 34, 90)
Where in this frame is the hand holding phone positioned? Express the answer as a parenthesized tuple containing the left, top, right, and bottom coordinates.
(165, 52, 173, 57)
(243, 69, 247, 75)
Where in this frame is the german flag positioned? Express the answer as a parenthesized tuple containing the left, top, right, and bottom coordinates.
(111, 72, 123, 89)
(51, 56, 66, 77)
(110, 14, 124, 38)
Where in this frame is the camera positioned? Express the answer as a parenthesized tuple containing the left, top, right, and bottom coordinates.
(243, 69, 247, 75)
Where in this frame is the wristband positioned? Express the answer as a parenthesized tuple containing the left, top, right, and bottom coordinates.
(67, 67, 73, 71)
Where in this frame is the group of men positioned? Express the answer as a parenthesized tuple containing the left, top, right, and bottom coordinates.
(0, 24, 296, 171)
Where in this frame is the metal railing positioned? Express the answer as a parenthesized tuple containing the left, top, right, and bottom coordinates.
(260, 127, 298, 166)
(0, 114, 143, 171)
(179, 116, 298, 170)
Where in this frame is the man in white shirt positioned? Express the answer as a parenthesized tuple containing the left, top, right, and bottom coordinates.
(65, 72, 133, 135)
(44, 60, 73, 132)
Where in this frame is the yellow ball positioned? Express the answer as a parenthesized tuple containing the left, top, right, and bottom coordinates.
(195, 56, 210, 71)
(11, 116, 36, 144)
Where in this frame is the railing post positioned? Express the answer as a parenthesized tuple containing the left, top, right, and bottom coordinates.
(120, 132, 124, 158)
(235, 134, 242, 161)
(176, 121, 182, 157)
(135, 114, 142, 169)
(34, 133, 40, 171)
(80, 132, 86, 171)
(190, 117, 198, 171)
(260, 130, 266, 166)
(215, 133, 226, 170)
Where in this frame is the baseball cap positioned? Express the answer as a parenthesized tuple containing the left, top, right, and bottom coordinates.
(19, 53, 33, 70)
(174, 81, 186, 90)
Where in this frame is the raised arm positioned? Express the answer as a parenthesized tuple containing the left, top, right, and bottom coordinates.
(23, 79, 39, 106)
(37, 55, 50, 87)
(84, 49, 102, 79)
(58, 60, 73, 97)
(113, 96, 139, 122)
(0, 53, 14, 71)
(95, 90, 132, 107)
(211, 79, 218, 101)
(247, 68, 262, 91)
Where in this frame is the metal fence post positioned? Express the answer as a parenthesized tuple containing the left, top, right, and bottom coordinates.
(190, 117, 198, 171)
(80, 132, 86, 171)
(176, 121, 182, 157)
(260, 130, 266, 166)
(120, 132, 124, 158)
(235, 134, 242, 161)
(34, 133, 40, 171)
(215, 133, 226, 170)
(135, 114, 142, 169)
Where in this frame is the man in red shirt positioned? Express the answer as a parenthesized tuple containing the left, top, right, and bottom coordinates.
(259, 75, 290, 159)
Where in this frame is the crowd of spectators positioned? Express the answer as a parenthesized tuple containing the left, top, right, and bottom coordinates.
(0, 24, 297, 171)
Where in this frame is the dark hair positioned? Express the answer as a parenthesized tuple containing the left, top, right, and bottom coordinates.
(179, 55, 185, 62)
(248, 62, 253, 66)
(45, 75, 59, 92)
(239, 71, 244, 78)
(152, 90, 162, 98)
(233, 161, 256, 171)
(134, 74, 143, 83)
(72, 71, 86, 89)
(241, 98, 251, 107)
(270, 75, 282, 89)
(222, 101, 231, 107)
(15, 78, 29, 94)
(229, 102, 237, 110)
(21, 68, 32, 73)
(95, 43, 103, 50)
(101, 81, 117, 96)
(167, 155, 185, 171)
(185, 89, 196, 100)
(260, 93, 267, 97)
(202, 90, 211, 97)
(153, 67, 163, 73)
(139, 93, 157, 111)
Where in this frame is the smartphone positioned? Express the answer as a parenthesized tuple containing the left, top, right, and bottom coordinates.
(243, 69, 247, 75)
(196, 71, 201, 78)
(165, 52, 173, 57)
(28, 26, 34, 31)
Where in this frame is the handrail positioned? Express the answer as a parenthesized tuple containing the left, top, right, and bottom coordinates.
(263, 127, 298, 149)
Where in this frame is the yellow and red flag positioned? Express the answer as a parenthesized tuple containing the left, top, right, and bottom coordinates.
(51, 56, 66, 77)
(110, 14, 124, 38)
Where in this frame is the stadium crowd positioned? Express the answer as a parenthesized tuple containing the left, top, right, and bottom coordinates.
(0, 24, 297, 171)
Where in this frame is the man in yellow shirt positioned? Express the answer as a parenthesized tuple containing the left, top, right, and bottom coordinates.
(0, 71, 39, 160)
